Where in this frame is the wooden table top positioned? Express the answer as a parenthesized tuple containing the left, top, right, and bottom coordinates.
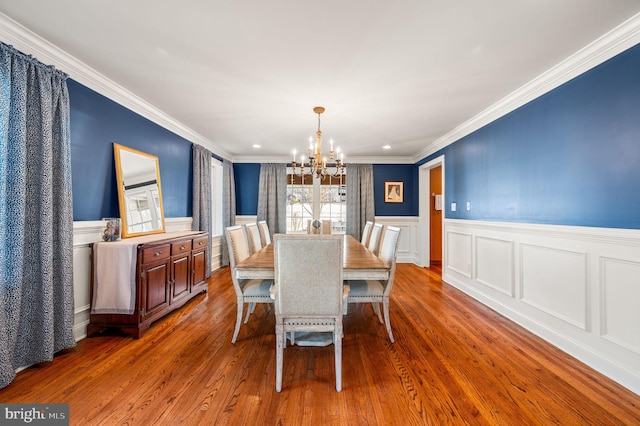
(235, 234, 389, 280)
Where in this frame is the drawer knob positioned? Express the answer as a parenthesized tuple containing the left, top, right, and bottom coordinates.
(180, 245, 185, 250)
(154, 251, 162, 257)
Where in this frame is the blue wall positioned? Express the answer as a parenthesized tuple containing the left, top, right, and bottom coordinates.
(69, 80, 193, 221)
(419, 42, 640, 229)
(233, 163, 261, 216)
(374, 164, 417, 216)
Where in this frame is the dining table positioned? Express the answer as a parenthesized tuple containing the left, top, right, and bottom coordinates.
(235, 233, 389, 347)
(235, 234, 389, 281)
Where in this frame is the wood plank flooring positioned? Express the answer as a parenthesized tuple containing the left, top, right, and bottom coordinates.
(1, 264, 639, 425)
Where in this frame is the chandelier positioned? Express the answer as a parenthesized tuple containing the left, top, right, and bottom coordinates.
(291, 106, 345, 179)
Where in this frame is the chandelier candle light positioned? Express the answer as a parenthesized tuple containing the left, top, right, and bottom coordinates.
(292, 106, 345, 179)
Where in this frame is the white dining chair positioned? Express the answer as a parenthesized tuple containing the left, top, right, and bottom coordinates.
(347, 225, 400, 343)
(225, 225, 273, 343)
(257, 220, 271, 245)
(273, 234, 345, 391)
(366, 223, 384, 256)
(245, 223, 263, 254)
(361, 221, 373, 246)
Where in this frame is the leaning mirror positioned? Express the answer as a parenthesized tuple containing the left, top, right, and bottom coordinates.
(113, 143, 166, 238)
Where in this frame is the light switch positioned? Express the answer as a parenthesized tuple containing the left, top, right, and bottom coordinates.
(466, 202, 471, 211)
(451, 202, 456, 212)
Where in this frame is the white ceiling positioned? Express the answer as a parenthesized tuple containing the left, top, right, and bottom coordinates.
(1, 1, 639, 163)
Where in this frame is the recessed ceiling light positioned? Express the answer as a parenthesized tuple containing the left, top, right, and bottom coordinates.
(253, 144, 261, 149)
(382, 145, 391, 150)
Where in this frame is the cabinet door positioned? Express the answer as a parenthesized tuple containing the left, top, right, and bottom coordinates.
(171, 254, 191, 302)
(140, 258, 170, 320)
(192, 248, 207, 287)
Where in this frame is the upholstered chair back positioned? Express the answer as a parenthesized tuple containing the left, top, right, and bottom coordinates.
(378, 225, 401, 296)
(361, 221, 373, 246)
(245, 223, 263, 253)
(274, 234, 344, 317)
(226, 225, 251, 269)
(258, 220, 271, 245)
(367, 223, 384, 256)
(322, 220, 332, 234)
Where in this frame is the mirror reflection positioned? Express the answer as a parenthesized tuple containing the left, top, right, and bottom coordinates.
(113, 143, 166, 238)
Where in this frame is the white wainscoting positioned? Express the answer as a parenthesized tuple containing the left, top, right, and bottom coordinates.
(443, 218, 640, 395)
(235, 215, 420, 264)
(70, 217, 226, 341)
(234, 215, 257, 227)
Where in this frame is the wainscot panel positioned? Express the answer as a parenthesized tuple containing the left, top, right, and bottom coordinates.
(600, 256, 640, 354)
(443, 218, 640, 395)
(520, 244, 588, 330)
(446, 231, 473, 278)
(475, 236, 514, 297)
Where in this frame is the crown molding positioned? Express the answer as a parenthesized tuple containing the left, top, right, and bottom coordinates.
(412, 12, 640, 164)
(0, 12, 232, 161)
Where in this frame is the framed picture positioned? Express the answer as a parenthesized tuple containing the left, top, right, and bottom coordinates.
(384, 181, 403, 203)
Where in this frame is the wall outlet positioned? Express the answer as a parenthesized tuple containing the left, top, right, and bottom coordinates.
(451, 202, 456, 212)
(467, 202, 471, 211)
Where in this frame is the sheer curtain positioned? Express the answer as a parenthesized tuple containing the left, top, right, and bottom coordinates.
(346, 164, 375, 241)
(0, 43, 76, 389)
(192, 144, 213, 277)
(221, 159, 235, 267)
(257, 163, 287, 237)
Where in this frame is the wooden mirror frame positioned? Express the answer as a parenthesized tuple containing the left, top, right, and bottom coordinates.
(113, 143, 166, 238)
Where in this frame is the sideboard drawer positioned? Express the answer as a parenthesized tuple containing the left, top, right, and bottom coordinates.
(171, 240, 192, 255)
(142, 245, 170, 263)
(193, 236, 208, 250)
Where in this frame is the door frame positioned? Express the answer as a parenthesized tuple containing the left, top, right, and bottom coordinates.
(418, 155, 445, 268)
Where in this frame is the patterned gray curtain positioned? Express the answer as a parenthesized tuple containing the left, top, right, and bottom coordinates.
(346, 164, 375, 240)
(0, 43, 75, 389)
(192, 144, 212, 277)
(257, 163, 287, 236)
(221, 159, 235, 267)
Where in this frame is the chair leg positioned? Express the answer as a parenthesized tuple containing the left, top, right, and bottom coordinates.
(334, 327, 342, 392)
(232, 299, 244, 344)
(382, 300, 394, 343)
(276, 325, 284, 392)
(244, 302, 255, 324)
(372, 302, 383, 323)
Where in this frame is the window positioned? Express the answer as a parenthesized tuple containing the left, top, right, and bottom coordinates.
(211, 159, 223, 236)
(286, 170, 346, 233)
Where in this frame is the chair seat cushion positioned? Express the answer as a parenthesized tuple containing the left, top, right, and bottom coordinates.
(241, 279, 273, 296)
(348, 279, 384, 297)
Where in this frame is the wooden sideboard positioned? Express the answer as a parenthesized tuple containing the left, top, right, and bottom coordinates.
(88, 231, 209, 339)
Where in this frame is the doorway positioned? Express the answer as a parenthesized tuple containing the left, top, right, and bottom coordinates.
(429, 165, 442, 267)
(418, 155, 445, 269)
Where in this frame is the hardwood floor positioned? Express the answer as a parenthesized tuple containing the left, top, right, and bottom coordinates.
(2, 264, 639, 425)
